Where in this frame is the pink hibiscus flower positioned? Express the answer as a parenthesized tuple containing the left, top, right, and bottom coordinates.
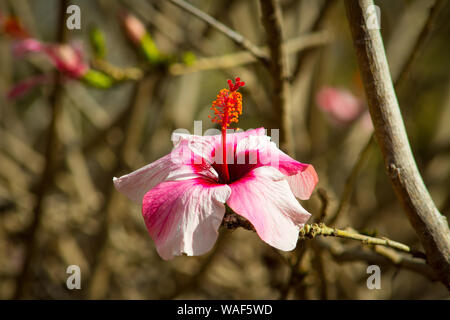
(114, 78, 318, 260)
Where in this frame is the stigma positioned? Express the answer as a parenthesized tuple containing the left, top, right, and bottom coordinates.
(209, 77, 245, 130)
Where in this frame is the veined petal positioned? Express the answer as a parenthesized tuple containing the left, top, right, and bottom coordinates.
(142, 178, 231, 260)
(269, 147, 318, 200)
(235, 136, 318, 199)
(113, 140, 217, 203)
(285, 165, 319, 200)
(227, 166, 311, 251)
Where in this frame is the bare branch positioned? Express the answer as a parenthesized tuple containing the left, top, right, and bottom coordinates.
(13, 0, 69, 299)
(331, 0, 445, 226)
(222, 208, 419, 255)
(86, 75, 160, 299)
(395, 0, 445, 87)
(291, 0, 336, 79)
(169, 32, 330, 76)
(259, 0, 294, 155)
(328, 135, 375, 225)
(299, 223, 412, 254)
(344, 0, 450, 288)
(168, 0, 269, 65)
(316, 239, 438, 282)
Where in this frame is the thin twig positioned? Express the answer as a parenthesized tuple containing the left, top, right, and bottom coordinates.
(222, 207, 433, 292)
(222, 210, 417, 255)
(317, 187, 330, 222)
(197, 0, 237, 40)
(59, 105, 101, 211)
(316, 238, 438, 282)
(291, 0, 336, 79)
(327, 135, 375, 225)
(259, 0, 294, 155)
(160, 230, 229, 299)
(12, 0, 68, 299)
(92, 59, 143, 81)
(311, 240, 329, 299)
(299, 223, 411, 253)
(395, 0, 444, 88)
(86, 75, 158, 299)
(279, 243, 308, 300)
(169, 32, 330, 75)
(345, 0, 450, 288)
(168, 0, 269, 65)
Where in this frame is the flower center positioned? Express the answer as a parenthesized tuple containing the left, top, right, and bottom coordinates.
(209, 77, 245, 183)
(211, 149, 260, 184)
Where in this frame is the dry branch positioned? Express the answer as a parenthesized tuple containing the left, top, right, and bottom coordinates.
(169, 31, 330, 76)
(331, 0, 445, 226)
(13, 0, 68, 299)
(316, 239, 438, 282)
(395, 0, 445, 87)
(344, 0, 450, 288)
(259, 0, 294, 155)
(291, 0, 336, 79)
(223, 209, 418, 255)
(86, 75, 158, 299)
(168, 0, 269, 65)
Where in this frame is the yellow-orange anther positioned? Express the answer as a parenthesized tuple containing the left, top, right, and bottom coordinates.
(209, 89, 243, 130)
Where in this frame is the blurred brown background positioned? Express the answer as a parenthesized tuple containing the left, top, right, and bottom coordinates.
(0, 0, 449, 299)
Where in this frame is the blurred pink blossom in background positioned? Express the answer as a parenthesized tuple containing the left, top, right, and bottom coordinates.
(7, 39, 90, 98)
(7, 74, 50, 99)
(316, 86, 365, 126)
(13, 39, 89, 79)
(120, 12, 146, 45)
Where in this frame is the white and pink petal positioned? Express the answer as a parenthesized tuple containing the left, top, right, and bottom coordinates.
(113, 140, 217, 203)
(227, 166, 311, 252)
(142, 178, 231, 260)
(235, 135, 319, 200)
